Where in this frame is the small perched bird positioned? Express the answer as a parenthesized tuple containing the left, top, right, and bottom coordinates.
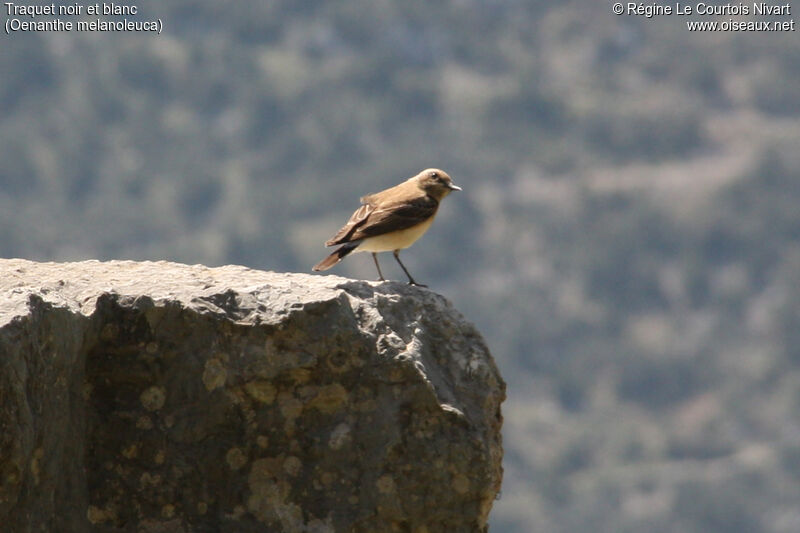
(312, 168, 461, 286)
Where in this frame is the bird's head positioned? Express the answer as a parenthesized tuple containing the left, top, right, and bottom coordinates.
(415, 168, 461, 200)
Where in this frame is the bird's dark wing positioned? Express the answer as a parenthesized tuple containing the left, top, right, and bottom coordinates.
(324, 195, 439, 246)
(325, 203, 374, 246)
(344, 195, 439, 242)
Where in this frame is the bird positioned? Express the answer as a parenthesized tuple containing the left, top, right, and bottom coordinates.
(312, 168, 461, 286)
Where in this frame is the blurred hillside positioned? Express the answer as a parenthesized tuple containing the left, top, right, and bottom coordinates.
(3, 1, 800, 532)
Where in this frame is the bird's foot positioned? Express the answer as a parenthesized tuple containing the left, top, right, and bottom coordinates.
(407, 280, 427, 288)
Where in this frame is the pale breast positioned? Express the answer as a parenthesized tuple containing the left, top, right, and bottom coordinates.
(355, 216, 436, 253)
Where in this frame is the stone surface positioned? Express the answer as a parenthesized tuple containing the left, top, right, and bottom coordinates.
(0, 259, 505, 533)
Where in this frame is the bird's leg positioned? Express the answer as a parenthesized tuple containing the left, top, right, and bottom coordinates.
(372, 253, 386, 282)
(393, 250, 426, 287)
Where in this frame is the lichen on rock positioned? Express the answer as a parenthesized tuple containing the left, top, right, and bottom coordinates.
(0, 259, 505, 532)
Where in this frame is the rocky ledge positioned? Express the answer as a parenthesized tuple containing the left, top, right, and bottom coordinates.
(0, 259, 504, 533)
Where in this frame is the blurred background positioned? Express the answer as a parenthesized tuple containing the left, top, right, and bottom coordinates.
(3, 1, 800, 531)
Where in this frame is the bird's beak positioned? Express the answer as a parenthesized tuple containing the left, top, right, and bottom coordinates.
(448, 183, 462, 191)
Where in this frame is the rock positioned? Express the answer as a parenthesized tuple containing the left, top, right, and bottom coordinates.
(0, 259, 505, 532)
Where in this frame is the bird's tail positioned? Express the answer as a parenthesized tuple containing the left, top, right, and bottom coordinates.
(312, 241, 359, 271)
